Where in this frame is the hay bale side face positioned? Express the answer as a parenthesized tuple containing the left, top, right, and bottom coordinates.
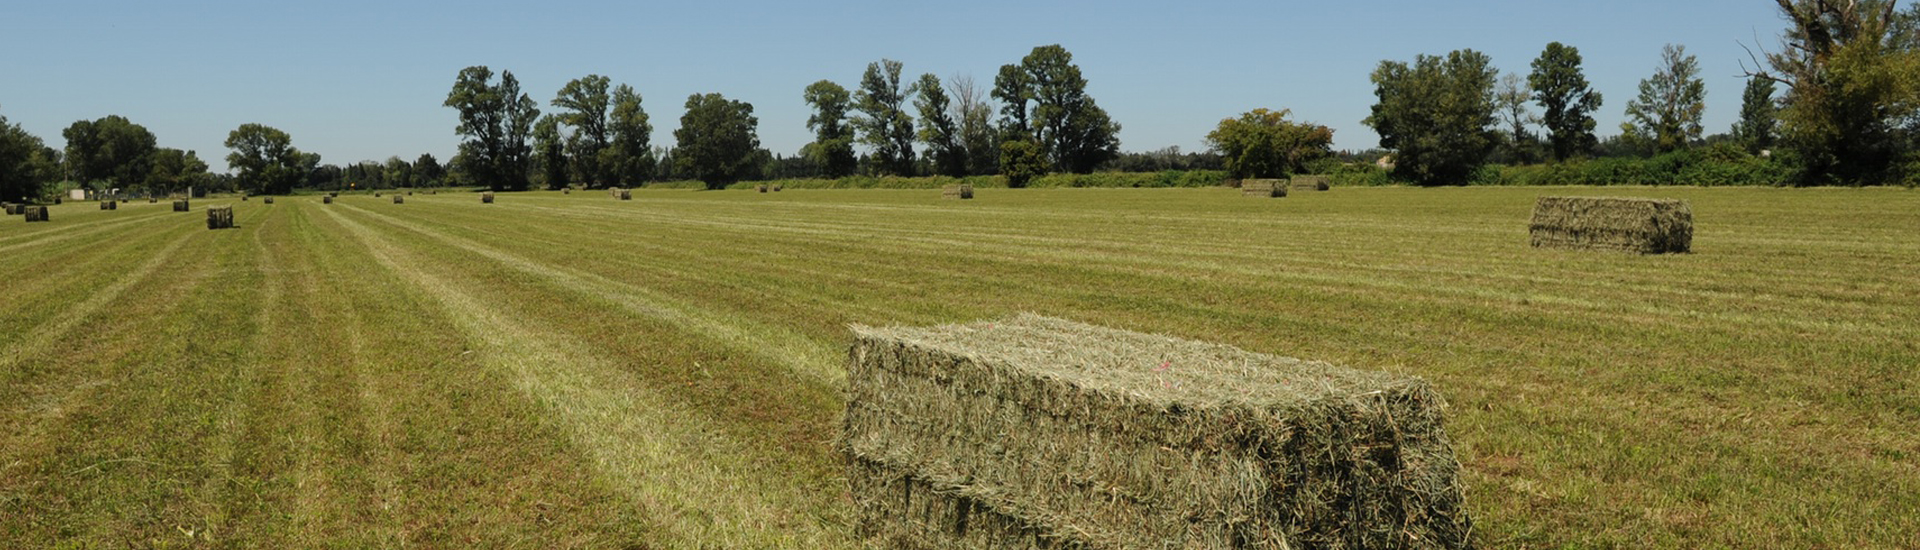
(323, 196, 333, 204)
(757, 184, 769, 193)
(844, 315, 1473, 549)
(24, 206, 49, 222)
(940, 184, 974, 199)
(393, 195, 404, 204)
(774, 184, 784, 192)
(481, 192, 495, 203)
(1290, 175, 1332, 191)
(1529, 196, 1693, 254)
(619, 189, 632, 200)
(264, 197, 275, 204)
(1241, 179, 1288, 198)
(173, 200, 190, 212)
(205, 206, 234, 230)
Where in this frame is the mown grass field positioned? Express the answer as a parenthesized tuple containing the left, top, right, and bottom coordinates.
(2, 186, 1916, 548)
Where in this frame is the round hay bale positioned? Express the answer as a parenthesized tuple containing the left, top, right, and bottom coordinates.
(393, 195, 404, 204)
(24, 205, 49, 222)
(757, 184, 769, 193)
(172, 199, 190, 212)
(481, 192, 495, 204)
(263, 197, 275, 204)
(323, 196, 334, 204)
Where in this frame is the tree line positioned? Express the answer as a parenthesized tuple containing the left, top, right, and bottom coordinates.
(8, 2, 1919, 200)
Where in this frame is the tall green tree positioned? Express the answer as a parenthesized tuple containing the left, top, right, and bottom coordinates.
(146, 148, 211, 193)
(1494, 73, 1541, 164)
(62, 115, 156, 189)
(802, 80, 858, 178)
(1760, 0, 1920, 184)
(854, 59, 917, 175)
(1529, 42, 1603, 160)
(384, 156, 415, 188)
(444, 66, 539, 191)
(224, 123, 310, 195)
(998, 136, 1047, 188)
(606, 84, 654, 186)
(999, 45, 1121, 173)
(553, 75, 612, 185)
(1206, 108, 1334, 179)
(0, 109, 48, 201)
(911, 73, 967, 177)
(1365, 49, 1500, 186)
(533, 114, 569, 189)
(949, 74, 999, 176)
(673, 93, 759, 189)
(414, 153, 445, 186)
(1731, 77, 1779, 154)
(1624, 44, 1708, 153)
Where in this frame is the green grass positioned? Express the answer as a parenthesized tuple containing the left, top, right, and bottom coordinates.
(4, 186, 1917, 548)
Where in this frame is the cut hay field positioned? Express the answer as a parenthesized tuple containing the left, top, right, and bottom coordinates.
(2, 186, 1916, 548)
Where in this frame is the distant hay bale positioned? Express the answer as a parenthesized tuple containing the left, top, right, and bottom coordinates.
(53, 197, 61, 205)
(2, 203, 20, 215)
(1290, 175, 1331, 191)
(844, 314, 1473, 549)
(24, 206, 49, 222)
(757, 184, 769, 193)
(1529, 196, 1693, 254)
(329, 191, 339, 197)
(149, 197, 157, 203)
(323, 196, 333, 204)
(563, 188, 571, 195)
(263, 197, 275, 204)
(1241, 178, 1288, 198)
(375, 192, 382, 198)
(617, 188, 632, 200)
(172, 199, 190, 212)
(774, 184, 784, 192)
(205, 205, 234, 230)
(393, 195, 404, 204)
(100, 200, 117, 211)
(481, 192, 495, 204)
(940, 184, 974, 199)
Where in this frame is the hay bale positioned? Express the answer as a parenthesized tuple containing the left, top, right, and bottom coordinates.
(393, 195, 404, 204)
(618, 188, 632, 200)
(564, 188, 571, 195)
(53, 197, 61, 205)
(323, 196, 333, 204)
(1241, 179, 1288, 198)
(774, 184, 784, 192)
(481, 192, 495, 204)
(172, 199, 190, 212)
(940, 184, 974, 200)
(329, 191, 339, 197)
(1290, 175, 1331, 191)
(149, 197, 158, 203)
(844, 314, 1472, 549)
(263, 197, 275, 204)
(24, 206, 49, 222)
(99, 200, 117, 211)
(1529, 196, 1692, 254)
(375, 192, 382, 198)
(205, 205, 234, 230)
(2, 203, 19, 215)
(757, 184, 769, 193)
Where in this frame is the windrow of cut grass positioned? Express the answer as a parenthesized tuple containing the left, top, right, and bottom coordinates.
(4, 187, 1917, 548)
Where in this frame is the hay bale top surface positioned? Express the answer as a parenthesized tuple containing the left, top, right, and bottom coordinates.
(853, 313, 1408, 408)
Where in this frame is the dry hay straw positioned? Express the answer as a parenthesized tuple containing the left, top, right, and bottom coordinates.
(392, 195, 405, 204)
(1241, 179, 1288, 198)
(205, 205, 234, 230)
(843, 314, 1473, 549)
(1529, 196, 1692, 254)
(24, 205, 49, 222)
(481, 192, 495, 203)
(322, 196, 334, 204)
(172, 199, 190, 212)
(940, 184, 974, 200)
(1290, 175, 1331, 191)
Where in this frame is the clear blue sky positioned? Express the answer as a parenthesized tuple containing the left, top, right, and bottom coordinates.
(1, 0, 1789, 172)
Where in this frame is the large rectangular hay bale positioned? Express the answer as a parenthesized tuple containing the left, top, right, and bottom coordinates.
(393, 195, 404, 204)
(481, 192, 495, 203)
(263, 197, 275, 204)
(756, 184, 769, 193)
(24, 205, 49, 222)
(939, 184, 975, 199)
(172, 199, 190, 212)
(1290, 175, 1331, 191)
(1241, 178, 1287, 198)
(322, 196, 333, 204)
(617, 188, 632, 200)
(100, 200, 117, 210)
(1529, 196, 1692, 254)
(205, 205, 234, 230)
(844, 314, 1472, 549)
